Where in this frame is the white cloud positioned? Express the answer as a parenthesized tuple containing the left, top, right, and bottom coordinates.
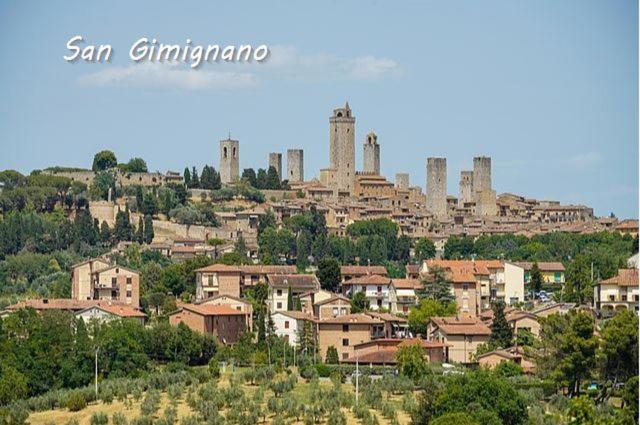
(78, 45, 401, 91)
(79, 62, 257, 91)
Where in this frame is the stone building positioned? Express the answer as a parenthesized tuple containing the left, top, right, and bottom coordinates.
(287, 149, 304, 182)
(395, 173, 409, 190)
(459, 171, 473, 207)
(328, 102, 356, 192)
(268, 152, 282, 179)
(219, 137, 240, 184)
(426, 157, 447, 218)
(473, 156, 497, 216)
(363, 132, 380, 175)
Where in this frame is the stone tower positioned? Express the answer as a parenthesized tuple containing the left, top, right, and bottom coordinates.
(395, 173, 409, 190)
(268, 152, 282, 179)
(472, 156, 497, 216)
(219, 137, 239, 184)
(459, 171, 473, 207)
(329, 102, 355, 192)
(363, 132, 380, 175)
(472, 156, 492, 194)
(287, 149, 304, 183)
(426, 157, 447, 218)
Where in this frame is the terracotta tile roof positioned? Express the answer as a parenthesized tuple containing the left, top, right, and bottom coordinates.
(340, 266, 388, 277)
(391, 278, 422, 289)
(318, 313, 384, 325)
(267, 274, 319, 288)
(398, 338, 447, 349)
(314, 294, 351, 306)
(365, 311, 408, 323)
(272, 311, 316, 321)
(405, 264, 421, 275)
(615, 219, 639, 231)
(181, 304, 248, 316)
(341, 274, 391, 285)
(196, 294, 251, 306)
(88, 304, 147, 318)
(342, 349, 398, 364)
(516, 262, 565, 272)
(430, 316, 491, 336)
(194, 264, 241, 273)
(238, 265, 296, 275)
(425, 260, 494, 282)
(600, 269, 638, 287)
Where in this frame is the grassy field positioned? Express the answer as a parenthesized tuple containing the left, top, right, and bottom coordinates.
(27, 372, 412, 425)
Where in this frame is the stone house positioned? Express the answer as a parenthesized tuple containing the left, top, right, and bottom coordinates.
(169, 304, 248, 345)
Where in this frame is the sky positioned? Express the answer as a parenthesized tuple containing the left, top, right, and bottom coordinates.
(0, 0, 637, 218)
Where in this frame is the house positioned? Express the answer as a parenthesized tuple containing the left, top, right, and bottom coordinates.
(532, 302, 577, 318)
(480, 308, 541, 338)
(267, 274, 320, 312)
(340, 265, 388, 282)
(364, 311, 410, 338)
(75, 304, 147, 325)
(197, 294, 253, 329)
(313, 294, 352, 319)
(389, 278, 421, 314)
(270, 311, 316, 347)
(299, 289, 334, 315)
(405, 264, 421, 280)
(316, 313, 384, 362)
(169, 303, 248, 345)
(422, 260, 482, 317)
(427, 316, 491, 363)
(593, 268, 639, 314)
(342, 338, 447, 366)
(340, 274, 392, 310)
(238, 265, 296, 288)
(90, 265, 140, 308)
(194, 264, 242, 300)
(517, 262, 566, 285)
(477, 346, 536, 373)
(71, 258, 110, 302)
(615, 219, 639, 237)
(3, 299, 111, 316)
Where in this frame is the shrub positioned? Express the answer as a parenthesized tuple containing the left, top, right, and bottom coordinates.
(112, 412, 128, 425)
(208, 359, 220, 378)
(90, 411, 109, 425)
(66, 391, 87, 412)
(315, 363, 331, 377)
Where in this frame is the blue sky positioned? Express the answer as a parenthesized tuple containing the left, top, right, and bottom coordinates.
(0, 1, 637, 218)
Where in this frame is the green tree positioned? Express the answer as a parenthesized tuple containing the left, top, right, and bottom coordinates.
(114, 208, 134, 241)
(99, 220, 111, 244)
(296, 229, 312, 270)
(325, 346, 339, 364)
(316, 257, 341, 292)
(121, 157, 148, 172)
(242, 168, 258, 188)
(598, 310, 639, 393)
(395, 235, 411, 262)
(89, 170, 116, 200)
(191, 166, 200, 188)
(489, 301, 513, 349)
(408, 299, 457, 335)
(530, 262, 544, 297)
(414, 238, 436, 263)
(92, 150, 117, 171)
(350, 291, 369, 313)
(420, 266, 454, 304)
(266, 166, 281, 189)
(235, 234, 247, 257)
(143, 215, 154, 244)
(396, 342, 428, 382)
(74, 209, 98, 245)
(183, 167, 191, 188)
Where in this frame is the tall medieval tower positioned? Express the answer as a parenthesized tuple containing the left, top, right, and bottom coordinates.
(426, 157, 447, 218)
(363, 132, 380, 175)
(329, 102, 355, 192)
(219, 137, 239, 184)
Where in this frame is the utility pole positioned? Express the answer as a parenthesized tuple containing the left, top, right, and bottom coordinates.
(355, 354, 359, 405)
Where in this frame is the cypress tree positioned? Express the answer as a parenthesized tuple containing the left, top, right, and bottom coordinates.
(266, 166, 280, 189)
(143, 215, 154, 244)
(136, 216, 144, 243)
(191, 167, 200, 188)
(183, 167, 191, 188)
(490, 300, 513, 348)
(100, 221, 111, 244)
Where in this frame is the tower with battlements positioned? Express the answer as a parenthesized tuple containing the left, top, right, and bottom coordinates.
(472, 156, 497, 216)
(363, 132, 380, 175)
(459, 171, 473, 207)
(287, 149, 304, 183)
(396, 173, 409, 190)
(427, 157, 447, 218)
(219, 137, 239, 184)
(328, 102, 356, 192)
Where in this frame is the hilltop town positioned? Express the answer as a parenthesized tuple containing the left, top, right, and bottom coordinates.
(0, 103, 637, 424)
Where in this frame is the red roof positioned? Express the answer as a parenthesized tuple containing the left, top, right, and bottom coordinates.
(181, 304, 248, 316)
(341, 274, 391, 285)
(430, 316, 491, 336)
(340, 266, 388, 277)
(194, 264, 241, 273)
(600, 269, 638, 287)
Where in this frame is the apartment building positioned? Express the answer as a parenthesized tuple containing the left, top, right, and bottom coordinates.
(316, 313, 384, 361)
(71, 258, 110, 301)
(340, 265, 388, 282)
(169, 304, 248, 345)
(593, 268, 639, 314)
(389, 278, 421, 314)
(90, 265, 140, 308)
(340, 274, 392, 310)
(194, 264, 242, 300)
(267, 274, 320, 312)
(517, 262, 566, 285)
(427, 316, 491, 363)
(270, 311, 316, 347)
(197, 294, 253, 330)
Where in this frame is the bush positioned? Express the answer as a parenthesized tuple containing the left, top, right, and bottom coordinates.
(90, 411, 109, 425)
(112, 412, 128, 425)
(66, 391, 87, 412)
(315, 363, 331, 377)
(208, 359, 220, 378)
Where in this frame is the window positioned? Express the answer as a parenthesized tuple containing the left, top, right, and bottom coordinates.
(126, 290, 132, 298)
(622, 295, 628, 301)
(284, 321, 289, 329)
(277, 302, 282, 309)
(126, 277, 132, 284)
(332, 307, 338, 315)
(340, 308, 347, 314)
(342, 353, 349, 360)
(462, 284, 468, 291)
(111, 290, 117, 298)
(609, 295, 615, 301)
(342, 324, 349, 332)
(554, 272, 562, 282)
(342, 338, 349, 346)
(111, 277, 117, 285)
(277, 289, 282, 296)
